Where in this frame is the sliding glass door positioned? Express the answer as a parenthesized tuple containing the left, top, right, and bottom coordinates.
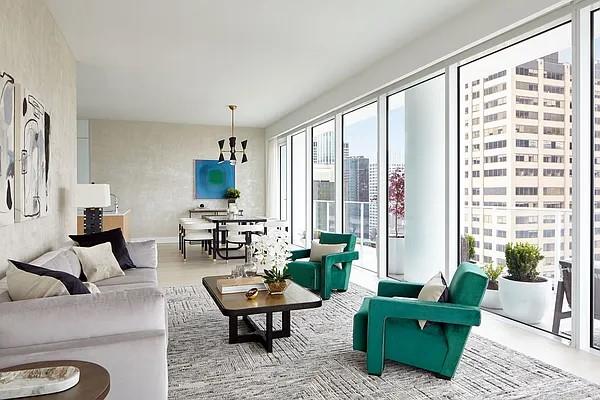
(459, 23, 572, 337)
(312, 120, 336, 237)
(592, 9, 600, 350)
(291, 132, 307, 246)
(342, 103, 378, 272)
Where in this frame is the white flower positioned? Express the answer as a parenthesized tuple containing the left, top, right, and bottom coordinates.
(252, 230, 291, 271)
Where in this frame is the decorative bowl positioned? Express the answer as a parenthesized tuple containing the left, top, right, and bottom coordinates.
(265, 281, 289, 295)
(245, 288, 259, 300)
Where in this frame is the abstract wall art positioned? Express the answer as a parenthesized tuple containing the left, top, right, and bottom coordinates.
(0, 72, 15, 227)
(15, 88, 50, 221)
(194, 160, 235, 199)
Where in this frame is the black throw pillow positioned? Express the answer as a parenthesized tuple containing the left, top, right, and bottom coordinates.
(9, 260, 90, 295)
(69, 228, 136, 272)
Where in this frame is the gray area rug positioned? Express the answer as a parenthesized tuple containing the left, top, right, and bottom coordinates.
(166, 284, 600, 399)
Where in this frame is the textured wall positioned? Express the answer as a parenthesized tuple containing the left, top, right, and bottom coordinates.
(89, 119, 266, 239)
(0, 0, 77, 276)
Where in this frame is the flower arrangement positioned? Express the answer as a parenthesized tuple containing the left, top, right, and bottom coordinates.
(224, 187, 241, 199)
(252, 230, 292, 294)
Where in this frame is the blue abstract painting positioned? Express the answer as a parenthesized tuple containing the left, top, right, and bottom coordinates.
(194, 160, 235, 199)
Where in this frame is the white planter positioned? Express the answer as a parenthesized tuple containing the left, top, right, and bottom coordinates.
(481, 289, 502, 309)
(498, 276, 549, 324)
(387, 237, 405, 276)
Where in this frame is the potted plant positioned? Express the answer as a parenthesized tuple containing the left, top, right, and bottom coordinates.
(224, 187, 240, 204)
(388, 168, 405, 275)
(498, 242, 547, 323)
(252, 230, 292, 295)
(480, 263, 504, 309)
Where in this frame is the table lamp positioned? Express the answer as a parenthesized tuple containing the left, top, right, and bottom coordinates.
(75, 184, 111, 234)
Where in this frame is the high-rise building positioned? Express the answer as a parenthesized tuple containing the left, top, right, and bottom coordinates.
(463, 52, 573, 279)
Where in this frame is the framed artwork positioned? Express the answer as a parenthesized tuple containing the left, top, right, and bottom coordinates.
(0, 72, 15, 227)
(194, 160, 235, 199)
(15, 88, 50, 221)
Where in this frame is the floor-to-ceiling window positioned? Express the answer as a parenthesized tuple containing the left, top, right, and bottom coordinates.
(312, 120, 336, 237)
(387, 74, 446, 282)
(291, 131, 307, 246)
(279, 143, 287, 221)
(459, 23, 572, 337)
(592, 9, 600, 350)
(342, 102, 378, 272)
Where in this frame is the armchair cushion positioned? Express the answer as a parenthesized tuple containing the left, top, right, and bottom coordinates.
(309, 241, 346, 268)
(416, 272, 449, 329)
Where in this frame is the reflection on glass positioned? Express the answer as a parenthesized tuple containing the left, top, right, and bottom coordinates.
(291, 132, 307, 246)
(312, 120, 336, 237)
(592, 10, 600, 350)
(459, 23, 572, 337)
(342, 103, 378, 272)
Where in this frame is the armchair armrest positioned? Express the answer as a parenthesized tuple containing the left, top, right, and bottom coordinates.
(289, 248, 311, 261)
(322, 251, 359, 267)
(0, 287, 166, 349)
(377, 279, 423, 298)
(368, 296, 481, 326)
(127, 240, 158, 269)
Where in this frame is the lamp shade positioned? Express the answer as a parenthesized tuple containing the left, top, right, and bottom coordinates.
(75, 184, 111, 208)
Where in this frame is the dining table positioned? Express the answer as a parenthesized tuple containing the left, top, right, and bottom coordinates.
(203, 215, 268, 260)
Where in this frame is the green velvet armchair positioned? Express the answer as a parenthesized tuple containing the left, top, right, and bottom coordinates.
(353, 262, 487, 379)
(287, 232, 359, 300)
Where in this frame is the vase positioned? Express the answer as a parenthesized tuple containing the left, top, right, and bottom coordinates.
(265, 280, 289, 295)
(498, 276, 549, 324)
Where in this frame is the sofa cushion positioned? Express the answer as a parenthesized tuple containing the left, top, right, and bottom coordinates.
(73, 243, 125, 283)
(94, 268, 157, 288)
(38, 248, 82, 278)
(6, 260, 90, 301)
(70, 228, 136, 270)
(126, 240, 157, 269)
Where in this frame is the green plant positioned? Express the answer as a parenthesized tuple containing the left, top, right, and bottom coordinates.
(263, 266, 291, 284)
(465, 235, 476, 261)
(482, 263, 504, 290)
(224, 187, 241, 199)
(504, 242, 544, 282)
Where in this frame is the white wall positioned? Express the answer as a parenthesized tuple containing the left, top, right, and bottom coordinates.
(89, 119, 266, 239)
(0, 0, 77, 276)
(77, 119, 90, 184)
(265, 0, 566, 138)
(403, 76, 446, 283)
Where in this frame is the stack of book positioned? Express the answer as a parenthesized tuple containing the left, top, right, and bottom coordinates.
(216, 277, 267, 294)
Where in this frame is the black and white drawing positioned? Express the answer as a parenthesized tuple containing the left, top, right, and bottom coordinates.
(0, 72, 15, 227)
(16, 89, 49, 221)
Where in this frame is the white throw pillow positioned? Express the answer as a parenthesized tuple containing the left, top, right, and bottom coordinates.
(6, 264, 69, 301)
(309, 240, 346, 269)
(73, 242, 125, 283)
(83, 282, 101, 294)
(416, 271, 449, 329)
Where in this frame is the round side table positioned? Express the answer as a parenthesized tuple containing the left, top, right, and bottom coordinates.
(0, 360, 110, 400)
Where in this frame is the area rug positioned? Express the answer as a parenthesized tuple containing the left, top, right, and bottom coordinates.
(166, 284, 600, 399)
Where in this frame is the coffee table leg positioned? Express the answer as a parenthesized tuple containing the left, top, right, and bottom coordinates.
(229, 316, 238, 344)
(265, 312, 273, 352)
(282, 311, 291, 337)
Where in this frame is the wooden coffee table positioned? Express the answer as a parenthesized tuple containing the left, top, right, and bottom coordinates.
(202, 276, 322, 352)
(0, 360, 109, 399)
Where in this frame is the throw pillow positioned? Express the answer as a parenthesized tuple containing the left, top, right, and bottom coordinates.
(6, 260, 90, 301)
(417, 271, 449, 329)
(309, 240, 346, 269)
(69, 228, 136, 271)
(72, 242, 125, 283)
(83, 282, 101, 294)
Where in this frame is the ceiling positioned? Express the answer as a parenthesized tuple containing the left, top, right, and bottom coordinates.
(45, 0, 480, 128)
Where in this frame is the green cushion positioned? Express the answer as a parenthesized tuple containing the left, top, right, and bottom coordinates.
(319, 232, 356, 251)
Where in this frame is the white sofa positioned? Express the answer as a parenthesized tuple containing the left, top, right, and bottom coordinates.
(0, 240, 168, 400)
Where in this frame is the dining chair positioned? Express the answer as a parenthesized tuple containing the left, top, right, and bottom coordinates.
(182, 221, 216, 261)
(225, 224, 263, 262)
(179, 217, 199, 253)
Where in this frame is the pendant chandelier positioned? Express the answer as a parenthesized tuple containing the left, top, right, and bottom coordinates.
(218, 104, 248, 164)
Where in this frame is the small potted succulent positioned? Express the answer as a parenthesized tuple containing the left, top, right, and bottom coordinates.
(263, 266, 292, 295)
(498, 242, 546, 323)
(224, 187, 241, 204)
(480, 263, 504, 309)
